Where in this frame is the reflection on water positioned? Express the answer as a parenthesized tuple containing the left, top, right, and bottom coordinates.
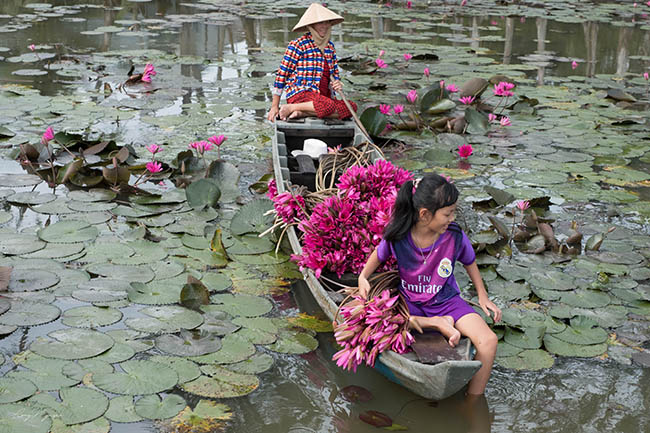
(0, 1, 649, 432)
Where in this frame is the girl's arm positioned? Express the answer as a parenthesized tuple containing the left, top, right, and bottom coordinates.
(464, 261, 502, 322)
(358, 249, 381, 299)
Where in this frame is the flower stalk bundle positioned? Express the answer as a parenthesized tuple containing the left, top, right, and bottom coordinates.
(332, 271, 414, 371)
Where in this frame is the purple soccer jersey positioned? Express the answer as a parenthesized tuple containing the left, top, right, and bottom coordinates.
(376, 227, 475, 305)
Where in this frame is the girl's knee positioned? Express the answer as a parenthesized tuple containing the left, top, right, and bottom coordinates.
(475, 329, 498, 352)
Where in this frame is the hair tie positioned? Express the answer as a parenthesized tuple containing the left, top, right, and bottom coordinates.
(412, 178, 421, 194)
(442, 174, 453, 183)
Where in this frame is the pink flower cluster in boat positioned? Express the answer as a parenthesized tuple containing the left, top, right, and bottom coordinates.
(271, 191, 307, 224)
(294, 160, 410, 277)
(332, 290, 415, 371)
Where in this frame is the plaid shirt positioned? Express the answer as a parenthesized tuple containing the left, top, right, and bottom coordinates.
(272, 33, 341, 99)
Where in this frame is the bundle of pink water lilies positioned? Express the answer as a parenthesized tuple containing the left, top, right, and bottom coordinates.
(333, 289, 414, 371)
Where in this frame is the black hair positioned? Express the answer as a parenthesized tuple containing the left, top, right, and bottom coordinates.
(383, 173, 459, 242)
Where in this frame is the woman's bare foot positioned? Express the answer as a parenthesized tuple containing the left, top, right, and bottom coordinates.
(288, 109, 305, 119)
(279, 104, 294, 120)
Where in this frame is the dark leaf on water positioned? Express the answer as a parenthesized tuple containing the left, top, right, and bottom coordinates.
(359, 107, 388, 137)
(249, 173, 273, 194)
(340, 385, 373, 403)
(465, 107, 489, 134)
(484, 186, 514, 206)
(181, 276, 210, 311)
(359, 410, 392, 428)
(488, 215, 510, 240)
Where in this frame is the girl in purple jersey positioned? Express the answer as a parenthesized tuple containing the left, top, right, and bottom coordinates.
(358, 173, 501, 395)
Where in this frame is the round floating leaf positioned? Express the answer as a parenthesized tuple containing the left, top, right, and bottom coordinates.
(169, 400, 232, 432)
(497, 349, 555, 371)
(229, 199, 274, 235)
(487, 279, 531, 301)
(93, 360, 179, 395)
(571, 305, 628, 329)
(37, 220, 98, 243)
(0, 233, 46, 255)
(20, 242, 84, 259)
(105, 396, 143, 423)
(134, 394, 186, 420)
(188, 334, 256, 365)
(496, 341, 524, 358)
(501, 307, 546, 329)
(552, 316, 608, 346)
(197, 309, 241, 336)
(0, 403, 51, 433)
(7, 192, 56, 205)
(32, 386, 108, 425)
(201, 272, 232, 292)
(544, 316, 567, 334)
(528, 269, 576, 291)
(92, 343, 136, 364)
(8, 361, 78, 391)
(111, 240, 169, 265)
(61, 306, 122, 328)
(67, 200, 117, 213)
(340, 385, 373, 403)
(32, 198, 76, 215)
(504, 326, 545, 349)
(544, 334, 607, 357)
(0, 377, 38, 403)
(152, 260, 186, 280)
(62, 359, 114, 382)
(209, 293, 273, 317)
(155, 330, 222, 357)
(225, 235, 275, 255)
(86, 263, 155, 283)
(266, 329, 318, 354)
(227, 353, 274, 375)
(30, 328, 114, 360)
(67, 189, 117, 202)
(149, 356, 201, 384)
(125, 305, 203, 333)
(106, 329, 153, 353)
(559, 289, 611, 308)
(71, 288, 127, 304)
(127, 281, 181, 305)
(206, 160, 240, 203)
(186, 178, 221, 210)
(0, 301, 60, 326)
(182, 366, 259, 398)
(0, 174, 43, 187)
(234, 328, 276, 345)
(9, 269, 59, 292)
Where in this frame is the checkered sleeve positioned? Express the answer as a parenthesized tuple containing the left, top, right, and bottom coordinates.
(273, 40, 301, 96)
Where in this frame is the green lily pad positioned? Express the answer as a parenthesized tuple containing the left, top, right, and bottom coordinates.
(30, 328, 114, 360)
(168, 400, 232, 431)
(29, 386, 108, 425)
(227, 353, 274, 375)
(197, 309, 241, 335)
(187, 333, 256, 365)
(127, 281, 181, 305)
(105, 329, 153, 353)
(8, 359, 78, 391)
(266, 329, 319, 354)
(496, 341, 524, 358)
(7, 192, 56, 206)
(134, 394, 186, 420)
(86, 263, 154, 283)
(200, 272, 232, 292)
(61, 306, 122, 328)
(155, 330, 222, 357)
(504, 326, 546, 349)
(230, 199, 274, 235)
(104, 396, 143, 423)
(9, 269, 60, 292)
(19, 242, 85, 260)
(206, 161, 240, 203)
(37, 220, 98, 243)
(209, 293, 273, 317)
(559, 289, 611, 308)
(528, 269, 576, 291)
(92, 343, 136, 364)
(0, 301, 60, 326)
(125, 305, 203, 333)
(149, 356, 201, 384)
(0, 174, 43, 187)
(497, 349, 555, 371)
(229, 252, 289, 265)
(570, 305, 628, 329)
(360, 106, 388, 136)
(487, 279, 531, 301)
(67, 189, 117, 202)
(186, 178, 221, 210)
(0, 233, 46, 255)
(0, 403, 51, 433)
(92, 360, 179, 395)
(225, 235, 275, 255)
(182, 365, 259, 399)
(0, 377, 38, 403)
(543, 334, 607, 357)
(62, 359, 114, 382)
(552, 316, 608, 346)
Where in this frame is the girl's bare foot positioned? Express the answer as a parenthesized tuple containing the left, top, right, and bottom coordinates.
(431, 316, 461, 347)
(288, 110, 305, 119)
(279, 105, 294, 120)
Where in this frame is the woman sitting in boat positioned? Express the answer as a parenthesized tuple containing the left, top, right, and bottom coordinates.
(267, 3, 357, 122)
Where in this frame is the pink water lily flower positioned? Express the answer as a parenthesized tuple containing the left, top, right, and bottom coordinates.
(379, 50, 385, 58)
(571, 60, 578, 70)
(189, 140, 212, 154)
(146, 144, 161, 154)
(41, 127, 54, 145)
(208, 135, 227, 147)
(500, 117, 511, 127)
(393, 104, 404, 114)
(406, 89, 417, 104)
(141, 63, 156, 82)
(644, 72, 649, 80)
(446, 84, 459, 93)
(375, 58, 387, 69)
(459, 96, 475, 105)
(423, 67, 430, 78)
(488, 113, 498, 123)
(146, 161, 162, 173)
(406, 1, 413, 8)
(516, 200, 530, 211)
(457, 144, 473, 158)
(379, 104, 392, 115)
(493, 82, 514, 97)
(403, 53, 413, 62)
(28, 44, 35, 51)
(461, 0, 467, 5)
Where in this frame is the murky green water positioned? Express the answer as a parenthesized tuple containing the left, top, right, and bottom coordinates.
(0, 0, 649, 432)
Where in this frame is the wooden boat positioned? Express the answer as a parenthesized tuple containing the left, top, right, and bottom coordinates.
(271, 117, 482, 400)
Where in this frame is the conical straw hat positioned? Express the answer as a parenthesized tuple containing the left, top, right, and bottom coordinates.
(292, 3, 344, 32)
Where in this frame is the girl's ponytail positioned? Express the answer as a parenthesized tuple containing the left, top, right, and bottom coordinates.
(383, 180, 417, 242)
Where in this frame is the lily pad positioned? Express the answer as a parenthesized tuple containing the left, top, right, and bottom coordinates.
(497, 349, 555, 371)
(37, 220, 98, 243)
(86, 263, 154, 283)
(125, 305, 203, 333)
(134, 394, 186, 420)
(0, 301, 60, 327)
(0, 233, 46, 255)
(104, 396, 143, 423)
(226, 353, 274, 375)
(167, 400, 232, 432)
(29, 386, 108, 425)
(188, 333, 256, 365)
(148, 356, 201, 384)
(0, 403, 51, 433)
(0, 377, 38, 403)
(504, 326, 546, 349)
(61, 306, 122, 328)
(182, 365, 259, 398)
(266, 329, 319, 354)
(30, 328, 114, 360)
(62, 359, 114, 382)
(155, 330, 222, 357)
(9, 269, 59, 292)
(209, 293, 273, 317)
(92, 360, 179, 395)
(544, 334, 607, 357)
(552, 316, 608, 346)
(229, 199, 274, 235)
(206, 160, 241, 203)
